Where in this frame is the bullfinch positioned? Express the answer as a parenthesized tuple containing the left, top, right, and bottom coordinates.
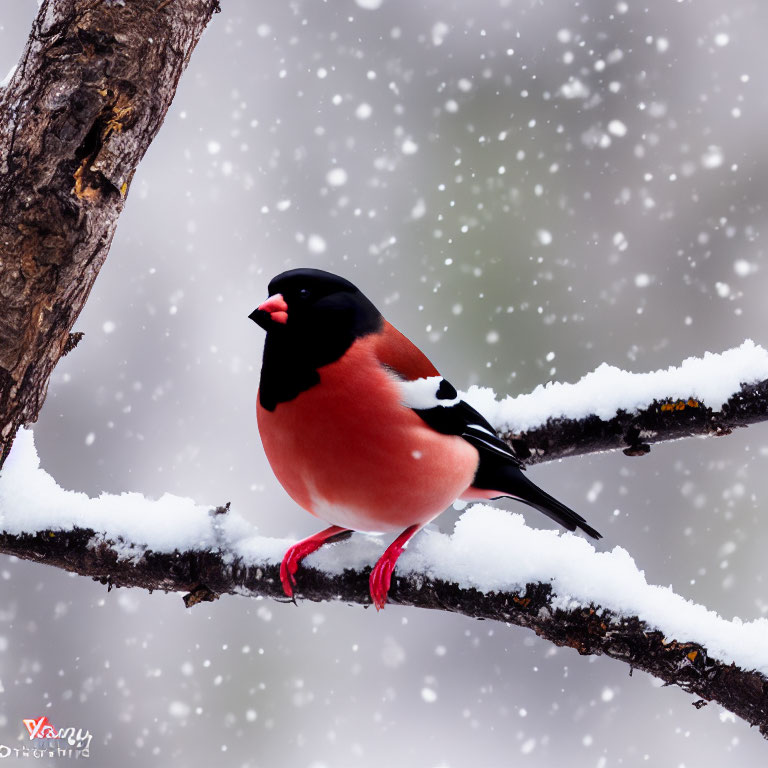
(250, 268, 601, 609)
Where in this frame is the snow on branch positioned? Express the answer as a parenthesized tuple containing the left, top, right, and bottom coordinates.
(2, 429, 768, 736)
(465, 339, 768, 462)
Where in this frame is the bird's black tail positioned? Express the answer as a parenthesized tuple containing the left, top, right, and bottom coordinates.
(474, 460, 602, 540)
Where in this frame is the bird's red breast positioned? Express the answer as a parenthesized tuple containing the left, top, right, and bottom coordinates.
(257, 328, 479, 532)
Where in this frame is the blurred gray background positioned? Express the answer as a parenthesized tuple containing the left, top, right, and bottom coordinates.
(2, 0, 768, 765)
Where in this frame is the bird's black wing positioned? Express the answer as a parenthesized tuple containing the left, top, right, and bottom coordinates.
(399, 375, 602, 540)
(398, 376, 523, 467)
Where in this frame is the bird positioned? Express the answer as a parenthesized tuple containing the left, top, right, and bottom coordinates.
(250, 268, 601, 609)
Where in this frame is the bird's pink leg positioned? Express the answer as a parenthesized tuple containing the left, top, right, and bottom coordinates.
(280, 525, 352, 599)
(369, 524, 422, 611)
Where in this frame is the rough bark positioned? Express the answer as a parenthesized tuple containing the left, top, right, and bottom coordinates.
(0, 0, 219, 466)
(2, 522, 767, 737)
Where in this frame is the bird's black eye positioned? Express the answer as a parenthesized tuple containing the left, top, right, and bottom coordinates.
(299, 288, 311, 300)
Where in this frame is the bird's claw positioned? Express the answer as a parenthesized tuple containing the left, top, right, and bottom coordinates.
(279, 546, 302, 599)
(369, 556, 396, 611)
(279, 526, 352, 600)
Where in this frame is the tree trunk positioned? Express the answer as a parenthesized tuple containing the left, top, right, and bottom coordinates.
(0, 0, 219, 466)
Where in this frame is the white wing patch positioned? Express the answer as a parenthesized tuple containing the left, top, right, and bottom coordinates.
(398, 376, 460, 409)
(397, 375, 520, 463)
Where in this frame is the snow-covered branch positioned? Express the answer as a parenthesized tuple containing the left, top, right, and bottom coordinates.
(2, 430, 768, 736)
(467, 340, 768, 463)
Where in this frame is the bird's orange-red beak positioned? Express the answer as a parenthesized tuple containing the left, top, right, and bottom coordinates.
(249, 293, 288, 328)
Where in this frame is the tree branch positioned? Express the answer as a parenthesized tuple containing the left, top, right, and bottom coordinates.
(505, 377, 768, 464)
(2, 517, 767, 737)
(0, 0, 219, 466)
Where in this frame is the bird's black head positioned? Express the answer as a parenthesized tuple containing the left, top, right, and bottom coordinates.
(249, 268, 381, 338)
(250, 268, 383, 409)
